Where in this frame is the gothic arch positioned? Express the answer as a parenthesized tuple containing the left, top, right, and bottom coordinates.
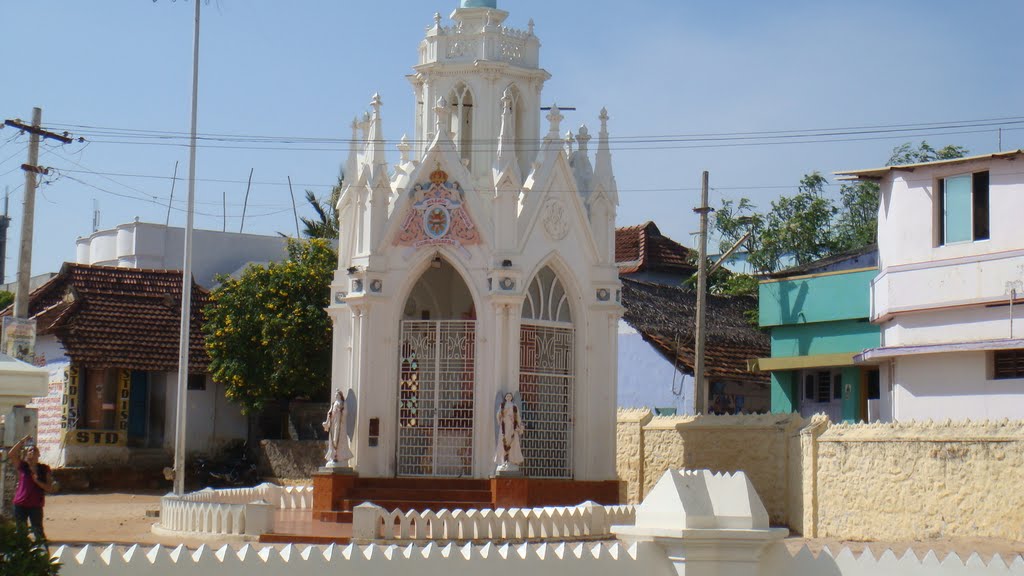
(447, 82, 475, 166)
(518, 255, 579, 479)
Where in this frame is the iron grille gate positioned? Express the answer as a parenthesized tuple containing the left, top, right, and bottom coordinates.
(397, 320, 475, 477)
(519, 323, 574, 479)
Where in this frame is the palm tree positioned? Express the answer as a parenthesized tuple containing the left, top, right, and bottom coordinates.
(301, 177, 342, 239)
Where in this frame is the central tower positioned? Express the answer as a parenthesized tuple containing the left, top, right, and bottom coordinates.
(408, 2, 550, 188)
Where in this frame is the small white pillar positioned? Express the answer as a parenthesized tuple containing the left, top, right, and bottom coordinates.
(613, 469, 787, 576)
(243, 499, 275, 536)
(352, 502, 385, 541)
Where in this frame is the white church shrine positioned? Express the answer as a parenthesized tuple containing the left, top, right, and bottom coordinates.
(326, 0, 622, 491)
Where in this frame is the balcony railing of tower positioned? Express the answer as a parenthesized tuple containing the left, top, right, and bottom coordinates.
(419, 21, 540, 68)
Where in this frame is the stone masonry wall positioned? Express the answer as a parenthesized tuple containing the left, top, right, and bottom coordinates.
(814, 419, 1024, 541)
(640, 413, 804, 526)
(614, 408, 651, 504)
(616, 410, 1024, 540)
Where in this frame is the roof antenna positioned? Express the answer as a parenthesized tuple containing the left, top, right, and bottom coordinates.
(92, 199, 101, 233)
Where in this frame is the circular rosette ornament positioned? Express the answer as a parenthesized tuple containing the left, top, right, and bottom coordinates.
(423, 205, 451, 239)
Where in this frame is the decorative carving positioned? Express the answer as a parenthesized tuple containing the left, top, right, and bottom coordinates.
(500, 277, 515, 290)
(369, 279, 383, 293)
(542, 198, 570, 241)
(352, 279, 364, 293)
(334, 291, 347, 304)
(395, 171, 481, 258)
(596, 288, 610, 302)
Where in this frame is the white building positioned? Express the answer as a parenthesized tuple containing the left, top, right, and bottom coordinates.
(838, 149, 1024, 421)
(327, 0, 621, 496)
(76, 220, 289, 287)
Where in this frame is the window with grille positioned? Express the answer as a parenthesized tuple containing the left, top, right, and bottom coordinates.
(519, 266, 574, 479)
(993, 349, 1024, 380)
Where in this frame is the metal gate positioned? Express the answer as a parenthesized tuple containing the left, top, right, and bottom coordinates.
(519, 323, 574, 479)
(397, 320, 475, 477)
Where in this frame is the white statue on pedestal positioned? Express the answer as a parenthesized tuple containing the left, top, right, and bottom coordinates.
(323, 389, 353, 467)
(495, 392, 525, 474)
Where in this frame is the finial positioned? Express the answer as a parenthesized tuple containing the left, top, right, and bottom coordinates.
(564, 130, 575, 155)
(434, 12, 442, 27)
(576, 124, 591, 152)
(546, 104, 564, 137)
(599, 107, 609, 124)
(528, 18, 535, 35)
(371, 93, 383, 114)
(398, 134, 410, 164)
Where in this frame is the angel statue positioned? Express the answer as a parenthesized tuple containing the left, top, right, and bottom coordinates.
(323, 389, 354, 467)
(495, 392, 525, 474)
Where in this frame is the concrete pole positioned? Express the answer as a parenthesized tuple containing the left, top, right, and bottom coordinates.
(13, 108, 41, 319)
(173, 0, 201, 496)
(1, 187, 10, 285)
(693, 171, 710, 414)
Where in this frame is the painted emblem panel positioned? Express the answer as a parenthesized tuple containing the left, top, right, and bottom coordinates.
(395, 168, 481, 258)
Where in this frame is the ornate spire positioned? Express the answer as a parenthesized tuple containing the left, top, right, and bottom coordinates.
(564, 130, 575, 156)
(593, 107, 618, 206)
(343, 116, 360, 187)
(364, 93, 387, 171)
(493, 87, 521, 186)
(544, 104, 564, 144)
(576, 124, 591, 153)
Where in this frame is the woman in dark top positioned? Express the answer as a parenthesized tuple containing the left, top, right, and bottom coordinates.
(8, 435, 56, 542)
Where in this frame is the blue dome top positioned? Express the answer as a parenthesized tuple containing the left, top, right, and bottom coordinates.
(460, 0, 497, 8)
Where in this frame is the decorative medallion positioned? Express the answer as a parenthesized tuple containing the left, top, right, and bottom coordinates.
(352, 279, 364, 293)
(395, 167, 481, 259)
(369, 279, 383, 293)
(334, 290, 347, 304)
(542, 198, 570, 241)
(500, 277, 515, 290)
(596, 288, 610, 302)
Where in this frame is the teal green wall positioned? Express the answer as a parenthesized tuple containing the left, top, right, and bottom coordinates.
(760, 269, 876, 327)
(770, 371, 797, 413)
(770, 319, 880, 357)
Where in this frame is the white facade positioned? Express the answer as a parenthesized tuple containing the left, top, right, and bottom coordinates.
(76, 220, 288, 287)
(845, 151, 1024, 421)
(329, 1, 621, 481)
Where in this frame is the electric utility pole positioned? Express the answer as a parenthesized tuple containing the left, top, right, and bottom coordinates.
(693, 171, 712, 415)
(5, 109, 73, 318)
(0, 187, 10, 285)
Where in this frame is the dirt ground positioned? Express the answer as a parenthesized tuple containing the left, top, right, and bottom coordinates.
(37, 492, 1024, 562)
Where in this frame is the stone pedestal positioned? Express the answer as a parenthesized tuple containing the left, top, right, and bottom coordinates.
(312, 468, 358, 523)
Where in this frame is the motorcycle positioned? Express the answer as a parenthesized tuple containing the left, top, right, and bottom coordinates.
(193, 442, 258, 488)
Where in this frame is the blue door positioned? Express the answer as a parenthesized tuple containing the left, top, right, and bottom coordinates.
(127, 371, 149, 443)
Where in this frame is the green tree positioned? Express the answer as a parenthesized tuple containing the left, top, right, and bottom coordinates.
(203, 238, 336, 417)
(0, 291, 13, 310)
(714, 142, 968, 275)
(0, 519, 61, 575)
(301, 177, 342, 240)
(888, 140, 969, 166)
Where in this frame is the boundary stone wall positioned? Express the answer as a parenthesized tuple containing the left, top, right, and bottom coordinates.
(615, 409, 1024, 541)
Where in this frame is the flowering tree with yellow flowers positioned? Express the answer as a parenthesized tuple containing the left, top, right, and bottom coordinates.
(203, 238, 335, 418)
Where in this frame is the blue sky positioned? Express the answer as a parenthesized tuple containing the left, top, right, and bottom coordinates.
(2, 0, 1022, 280)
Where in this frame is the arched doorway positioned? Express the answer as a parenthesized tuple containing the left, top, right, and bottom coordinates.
(519, 265, 575, 478)
(397, 256, 476, 477)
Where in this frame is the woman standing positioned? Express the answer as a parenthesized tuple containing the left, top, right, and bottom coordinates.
(8, 435, 56, 542)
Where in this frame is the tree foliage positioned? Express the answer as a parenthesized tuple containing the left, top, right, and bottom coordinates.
(0, 290, 13, 310)
(887, 140, 970, 166)
(714, 142, 967, 275)
(301, 177, 342, 240)
(0, 519, 61, 575)
(203, 238, 336, 415)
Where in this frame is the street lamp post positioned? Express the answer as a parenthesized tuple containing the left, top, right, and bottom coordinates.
(173, 0, 202, 496)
